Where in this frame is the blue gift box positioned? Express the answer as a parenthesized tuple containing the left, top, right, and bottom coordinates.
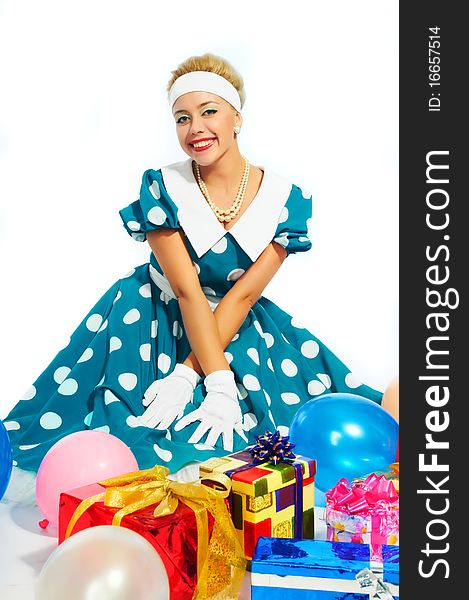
(251, 538, 399, 599)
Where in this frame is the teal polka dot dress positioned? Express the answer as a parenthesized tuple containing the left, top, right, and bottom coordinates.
(2, 159, 382, 480)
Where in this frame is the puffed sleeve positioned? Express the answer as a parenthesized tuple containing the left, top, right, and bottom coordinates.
(272, 184, 312, 256)
(119, 169, 180, 242)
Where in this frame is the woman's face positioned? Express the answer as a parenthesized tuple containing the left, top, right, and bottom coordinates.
(172, 91, 242, 166)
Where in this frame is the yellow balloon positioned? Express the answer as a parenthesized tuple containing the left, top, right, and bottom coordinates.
(36, 525, 169, 600)
(381, 376, 399, 423)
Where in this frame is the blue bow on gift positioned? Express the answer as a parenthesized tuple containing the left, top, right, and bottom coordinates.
(248, 430, 296, 465)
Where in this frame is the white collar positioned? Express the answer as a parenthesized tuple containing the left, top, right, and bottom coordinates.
(160, 159, 292, 262)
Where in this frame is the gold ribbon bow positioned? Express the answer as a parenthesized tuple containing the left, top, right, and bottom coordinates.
(64, 465, 246, 599)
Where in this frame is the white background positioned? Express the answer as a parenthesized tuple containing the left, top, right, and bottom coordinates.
(0, 0, 398, 419)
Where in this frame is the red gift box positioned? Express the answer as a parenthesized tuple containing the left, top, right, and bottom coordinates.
(58, 466, 246, 600)
(58, 482, 210, 600)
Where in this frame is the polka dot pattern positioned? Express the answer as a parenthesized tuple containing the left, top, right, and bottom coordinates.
(104, 390, 120, 405)
(291, 317, 304, 329)
(149, 180, 161, 200)
(127, 221, 141, 231)
(86, 314, 103, 332)
(118, 373, 138, 391)
(308, 380, 327, 396)
(123, 308, 140, 325)
(21, 385, 37, 400)
(227, 268, 245, 281)
(93, 425, 110, 434)
(236, 383, 248, 400)
(148, 206, 166, 225)
(281, 358, 298, 377)
(243, 374, 261, 391)
(172, 321, 183, 339)
(247, 348, 260, 365)
(109, 336, 122, 352)
(40, 412, 62, 430)
(57, 378, 78, 396)
(202, 286, 216, 296)
(345, 372, 362, 389)
(77, 348, 93, 363)
(253, 321, 264, 337)
(281, 392, 301, 405)
(268, 410, 276, 427)
(301, 340, 320, 358)
(158, 353, 171, 374)
(139, 283, 152, 298)
(54, 367, 71, 384)
(317, 373, 332, 388)
(153, 443, 172, 462)
(139, 343, 151, 361)
(5, 201, 382, 480)
(243, 413, 258, 431)
(211, 237, 227, 254)
(4, 421, 20, 431)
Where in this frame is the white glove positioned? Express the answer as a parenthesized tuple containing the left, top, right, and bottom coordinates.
(174, 369, 248, 451)
(139, 363, 201, 430)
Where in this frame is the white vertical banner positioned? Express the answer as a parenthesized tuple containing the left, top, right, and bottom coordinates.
(0, 0, 398, 415)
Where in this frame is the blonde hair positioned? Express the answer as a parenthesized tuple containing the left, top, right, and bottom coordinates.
(167, 53, 246, 109)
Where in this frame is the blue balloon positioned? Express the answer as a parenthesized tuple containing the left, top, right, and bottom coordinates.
(289, 393, 399, 493)
(0, 420, 13, 501)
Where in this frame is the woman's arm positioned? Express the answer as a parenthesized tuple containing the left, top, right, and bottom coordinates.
(146, 228, 230, 376)
(183, 241, 288, 376)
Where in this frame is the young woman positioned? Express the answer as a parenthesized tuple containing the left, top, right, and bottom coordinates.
(2, 53, 390, 500)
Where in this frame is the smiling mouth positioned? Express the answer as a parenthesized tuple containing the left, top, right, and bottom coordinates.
(190, 138, 216, 150)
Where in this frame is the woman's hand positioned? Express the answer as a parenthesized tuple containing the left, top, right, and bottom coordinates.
(139, 363, 201, 430)
(174, 369, 248, 451)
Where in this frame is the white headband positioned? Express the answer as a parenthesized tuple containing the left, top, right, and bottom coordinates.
(168, 71, 242, 112)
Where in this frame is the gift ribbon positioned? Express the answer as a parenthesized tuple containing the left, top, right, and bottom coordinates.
(326, 474, 399, 551)
(64, 465, 246, 599)
(249, 430, 296, 465)
(225, 430, 304, 539)
(356, 568, 396, 599)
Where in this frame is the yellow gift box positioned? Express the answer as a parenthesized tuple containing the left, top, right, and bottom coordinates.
(199, 446, 316, 559)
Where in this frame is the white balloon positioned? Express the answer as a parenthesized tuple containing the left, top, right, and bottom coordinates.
(36, 525, 170, 600)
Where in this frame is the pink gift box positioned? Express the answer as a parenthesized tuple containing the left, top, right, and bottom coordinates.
(325, 473, 399, 561)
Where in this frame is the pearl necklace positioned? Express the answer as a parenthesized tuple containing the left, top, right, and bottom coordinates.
(194, 158, 250, 223)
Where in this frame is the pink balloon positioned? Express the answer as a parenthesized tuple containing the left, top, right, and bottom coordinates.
(36, 431, 139, 528)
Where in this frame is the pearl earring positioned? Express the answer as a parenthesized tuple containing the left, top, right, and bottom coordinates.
(234, 125, 241, 135)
